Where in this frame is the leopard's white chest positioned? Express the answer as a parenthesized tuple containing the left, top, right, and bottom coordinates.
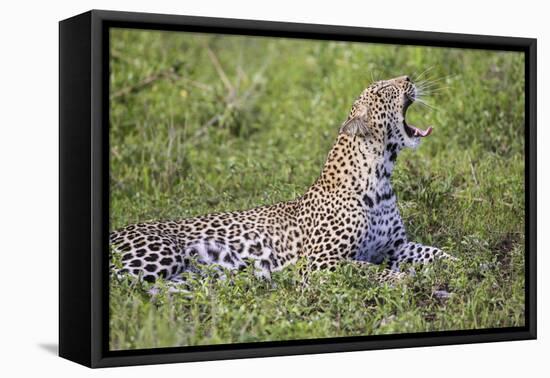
(357, 183, 406, 264)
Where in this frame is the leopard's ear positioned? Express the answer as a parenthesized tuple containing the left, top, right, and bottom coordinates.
(339, 111, 369, 138)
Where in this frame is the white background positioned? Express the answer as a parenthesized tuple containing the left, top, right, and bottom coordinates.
(0, 0, 547, 376)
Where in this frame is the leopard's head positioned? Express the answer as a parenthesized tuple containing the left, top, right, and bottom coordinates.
(340, 75, 432, 151)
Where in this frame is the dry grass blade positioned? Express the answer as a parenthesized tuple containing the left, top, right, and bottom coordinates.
(204, 44, 235, 96)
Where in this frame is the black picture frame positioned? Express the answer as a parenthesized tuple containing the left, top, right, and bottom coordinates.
(59, 9, 537, 368)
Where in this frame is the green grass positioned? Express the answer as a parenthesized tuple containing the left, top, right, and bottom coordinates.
(109, 28, 526, 350)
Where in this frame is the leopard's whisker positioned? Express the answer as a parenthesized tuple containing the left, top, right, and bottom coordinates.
(417, 85, 450, 96)
(415, 98, 439, 111)
(416, 86, 440, 97)
(424, 87, 450, 95)
(417, 87, 438, 95)
(417, 74, 458, 88)
(416, 80, 443, 90)
(413, 66, 435, 82)
(416, 82, 452, 95)
(417, 80, 439, 88)
(416, 85, 440, 95)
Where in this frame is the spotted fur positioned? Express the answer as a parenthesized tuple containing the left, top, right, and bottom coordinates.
(110, 75, 454, 284)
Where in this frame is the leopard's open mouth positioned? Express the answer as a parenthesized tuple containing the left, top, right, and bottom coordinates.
(403, 95, 433, 138)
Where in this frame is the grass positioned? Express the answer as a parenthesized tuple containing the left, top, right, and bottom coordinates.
(109, 28, 526, 350)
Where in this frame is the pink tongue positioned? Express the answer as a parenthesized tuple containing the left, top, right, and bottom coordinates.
(409, 124, 433, 137)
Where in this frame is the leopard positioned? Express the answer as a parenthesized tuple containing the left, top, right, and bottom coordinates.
(110, 75, 454, 285)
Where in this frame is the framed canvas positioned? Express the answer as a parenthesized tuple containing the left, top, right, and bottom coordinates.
(59, 10, 537, 368)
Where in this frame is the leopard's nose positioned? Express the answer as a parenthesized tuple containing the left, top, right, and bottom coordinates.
(394, 75, 411, 83)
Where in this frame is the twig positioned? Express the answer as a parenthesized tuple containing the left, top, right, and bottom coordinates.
(191, 114, 223, 140)
(179, 76, 213, 92)
(204, 45, 235, 95)
(111, 63, 213, 100)
(188, 55, 273, 142)
(111, 67, 174, 99)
